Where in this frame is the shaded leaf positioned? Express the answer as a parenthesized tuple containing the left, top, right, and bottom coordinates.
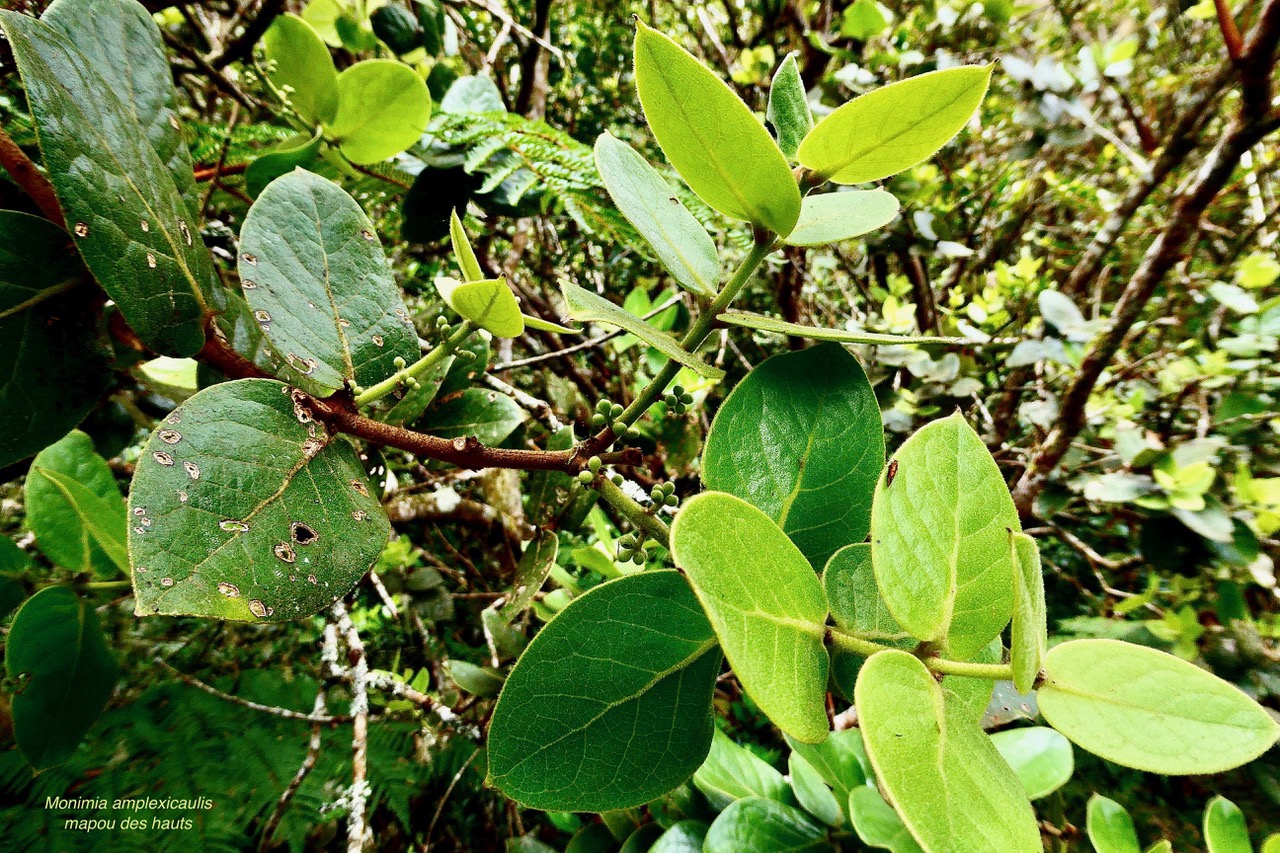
(848, 787, 925, 853)
(26, 431, 127, 577)
(1010, 532, 1046, 693)
(989, 727, 1074, 800)
(789, 752, 844, 826)
(703, 797, 831, 853)
(496, 531, 558, 623)
(245, 131, 324, 198)
(420, 388, 527, 446)
(693, 723, 793, 811)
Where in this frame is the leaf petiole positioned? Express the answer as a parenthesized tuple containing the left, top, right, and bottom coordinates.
(354, 320, 476, 407)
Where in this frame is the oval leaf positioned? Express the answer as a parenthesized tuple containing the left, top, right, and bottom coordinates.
(26, 431, 127, 577)
(1204, 796, 1252, 853)
(1036, 639, 1280, 774)
(848, 787, 925, 853)
(989, 727, 1074, 800)
(239, 169, 419, 394)
(855, 649, 1041, 853)
(0, 212, 110, 467)
(870, 411, 1020, 660)
(264, 13, 339, 124)
(1, 10, 211, 355)
(595, 133, 719, 297)
(245, 131, 324, 198)
(327, 59, 432, 165)
(1086, 794, 1141, 853)
(128, 378, 390, 622)
(436, 276, 525, 338)
(633, 23, 800, 235)
(5, 586, 119, 769)
(704, 797, 830, 853)
(798, 66, 993, 184)
(704, 344, 884, 569)
(1010, 532, 1046, 693)
(559, 281, 724, 379)
(783, 190, 901, 246)
(487, 571, 721, 812)
(671, 492, 830, 743)
(823, 543, 910, 643)
(694, 728, 794, 811)
(767, 53, 814, 161)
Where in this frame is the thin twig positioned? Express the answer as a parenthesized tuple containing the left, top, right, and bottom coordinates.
(198, 102, 240, 220)
(257, 691, 327, 853)
(155, 658, 352, 723)
(423, 749, 481, 852)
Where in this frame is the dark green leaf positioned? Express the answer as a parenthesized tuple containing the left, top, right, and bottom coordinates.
(1, 10, 211, 355)
(703, 344, 883, 568)
(128, 378, 390, 621)
(238, 169, 419, 394)
(767, 53, 813, 161)
(245, 131, 324, 198)
(693, 729, 794, 810)
(651, 821, 709, 853)
(420, 389, 527, 446)
(26, 431, 127, 577)
(671, 492, 830, 743)
(5, 586, 119, 769)
(487, 571, 721, 811)
(496, 531, 558, 623)
(703, 797, 831, 853)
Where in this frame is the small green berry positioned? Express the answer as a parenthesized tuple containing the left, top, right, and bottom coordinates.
(577, 470, 594, 485)
(587, 456, 602, 473)
(590, 413, 607, 427)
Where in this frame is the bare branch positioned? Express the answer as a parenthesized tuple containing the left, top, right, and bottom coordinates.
(155, 658, 351, 723)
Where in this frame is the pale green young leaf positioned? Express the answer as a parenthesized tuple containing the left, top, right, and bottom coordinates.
(1037, 639, 1280, 774)
(1010, 532, 1047, 693)
(1261, 834, 1280, 853)
(0, 10, 210, 356)
(671, 492, 830, 743)
(436, 277, 525, 338)
(239, 169, 419, 394)
(522, 314, 581, 334)
(633, 23, 801, 235)
(848, 787, 925, 853)
(560, 281, 724, 379)
(26, 431, 127, 577)
(720, 311, 967, 345)
(263, 14, 339, 125)
(703, 344, 884, 569)
(327, 59, 432, 164)
(129, 379, 390, 622)
(767, 53, 813, 161)
(5, 587, 119, 770)
(798, 66, 993, 184)
(854, 650, 1041, 853)
(450, 210, 484, 282)
(788, 752, 844, 827)
(1087, 794, 1141, 853)
(487, 571, 721, 811)
(989, 727, 1074, 800)
(783, 190, 901, 246)
(1204, 796, 1252, 853)
(870, 411, 1020, 660)
(594, 133, 719, 297)
(694, 728, 794, 811)
(703, 797, 831, 853)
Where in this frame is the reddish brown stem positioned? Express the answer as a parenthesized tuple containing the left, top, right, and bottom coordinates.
(0, 126, 64, 228)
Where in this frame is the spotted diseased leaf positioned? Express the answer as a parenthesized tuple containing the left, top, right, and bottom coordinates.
(26, 431, 127, 577)
(487, 571, 721, 811)
(43, 0, 199, 214)
(0, 9, 211, 356)
(238, 169, 418, 395)
(5, 586, 119, 770)
(128, 378, 390, 622)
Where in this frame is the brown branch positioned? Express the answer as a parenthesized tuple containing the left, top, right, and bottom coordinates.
(208, 0, 287, 70)
(194, 161, 248, 183)
(0, 126, 64, 228)
(1215, 0, 1246, 63)
(257, 691, 326, 853)
(155, 658, 352, 723)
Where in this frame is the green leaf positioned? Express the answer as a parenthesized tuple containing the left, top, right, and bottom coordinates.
(633, 23, 801, 235)
(523, 313, 581, 334)
(245, 131, 324, 198)
(1261, 835, 1280, 853)
(703, 344, 884, 569)
(785, 729, 870, 815)
(263, 13, 339, 125)
(238, 169, 419, 394)
(445, 659, 505, 697)
(989, 727, 1073, 800)
(1010, 532, 1046, 693)
(1087, 794, 1141, 853)
(327, 59, 432, 165)
(782, 190, 901, 246)
(841, 0, 889, 40)
(594, 133, 719, 298)
(559, 281, 724, 379)
(0, 212, 110, 467)
(694, 728, 794, 811)
(1204, 796, 1253, 853)
(26, 431, 127, 577)
(767, 53, 813, 161)
(823, 544, 911, 643)
(720, 311, 967, 345)
(450, 210, 484, 282)
(488, 571, 720, 811)
(651, 821, 709, 853)
(5, 586, 119, 770)
(43, 0, 198, 212)
(128, 378, 390, 621)
(436, 277, 525, 338)
(1, 10, 211, 355)
(671, 492, 830, 743)
(619, 824, 664, 853)
(789, 752, 844, 827)
(496, 531, 558, 623)
(1037, 639, 1280, 774)
(419, 388, 527, 446)
(855, 650, 1041, 853)
(703, 797, 831, 853)
(848, 787, 925, 853)
(381, 352, 454, 427)
(797, 66, 993, 185)
(564, 824, 616, 853)
(870, 411, 1020, 660)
